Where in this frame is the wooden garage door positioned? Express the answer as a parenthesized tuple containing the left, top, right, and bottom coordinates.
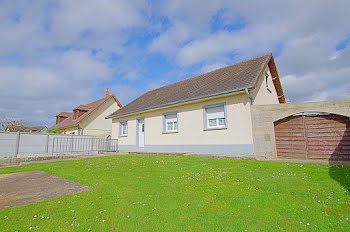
(274, 114, 350, 160)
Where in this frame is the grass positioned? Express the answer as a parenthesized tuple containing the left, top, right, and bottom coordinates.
(0, 154, 349, 231)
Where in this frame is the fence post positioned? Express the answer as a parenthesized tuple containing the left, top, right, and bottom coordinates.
(90, 138, 94, 154)
(14, 132, 21, 158)
(45, 134, 49, 154)
(70, 135, 74, 154)
(52, 138, 55, 156)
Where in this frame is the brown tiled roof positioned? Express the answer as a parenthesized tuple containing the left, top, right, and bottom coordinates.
(51, 95, 121, 129)
(73, 105, 89, 111)
(56, 112, 72, 117)
(107, 53, 284, 118)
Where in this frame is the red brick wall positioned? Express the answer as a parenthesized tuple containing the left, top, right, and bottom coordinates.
(56, 116, 68, 124)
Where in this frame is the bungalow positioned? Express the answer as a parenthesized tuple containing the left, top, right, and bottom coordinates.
(106, 53, 285, 154)
(50, 88, 122, 138)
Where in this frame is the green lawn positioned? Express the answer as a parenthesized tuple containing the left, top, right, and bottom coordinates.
(0, 155, 349, 231)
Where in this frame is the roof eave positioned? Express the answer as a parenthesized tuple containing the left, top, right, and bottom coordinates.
(267, 56, 286, 103)
(106, 87, 251, 119)
(52, 95, 122, 129)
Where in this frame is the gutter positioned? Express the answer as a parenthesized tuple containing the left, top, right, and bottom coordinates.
(245, 88, 254, 105)
(106, 87, 253, 119)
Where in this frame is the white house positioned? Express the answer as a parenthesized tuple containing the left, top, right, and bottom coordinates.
(51, 88, 122, 138)
(106, 53, 285, 154)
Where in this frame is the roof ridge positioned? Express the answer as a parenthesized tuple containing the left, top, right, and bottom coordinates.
(107, 53, 277, 118)
(51, 95, 120, 129)
(120, 53, 272, 110)
(145, 52, 272, 95)
(250, 53, 273, 88)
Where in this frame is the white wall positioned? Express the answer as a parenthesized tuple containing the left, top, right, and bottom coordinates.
(62, 128, 79, 135)
(112, 93, 253, 146)
(110, 69, 281, 154)
(251, 66, 279, 105)
(80, 98, 120, 138)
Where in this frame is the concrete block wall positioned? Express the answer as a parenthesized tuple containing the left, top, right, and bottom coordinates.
(0, 132, 94, 158)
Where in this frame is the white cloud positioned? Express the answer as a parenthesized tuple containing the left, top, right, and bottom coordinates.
(0, 0, 350, 126)
(279, 42, 350, 102)
(175, 31, 253, 66)
(0, 65, 70, 125)
(50, 0, 148, 49)
(148, 22, 193, 55)
(109, 85, 143, 105)
(0, 0, 150, 126)
(61, 50, 112, 81)
(0, 50, 115, 126)
(150, 0, 349, 67)
(151, 0, 350, 102)
(148, 0, 236, 58)
(280, 60, 350, 103)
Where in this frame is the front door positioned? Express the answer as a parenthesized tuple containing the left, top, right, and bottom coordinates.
(138, 118, 145, 147)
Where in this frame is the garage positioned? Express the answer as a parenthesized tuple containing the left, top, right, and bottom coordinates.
(274, 113, 350, 160)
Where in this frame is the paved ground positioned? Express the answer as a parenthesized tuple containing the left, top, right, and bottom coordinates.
(0, 154, 105, 167)
(1, 152, 348, 168)
(0, 171, 91, 209)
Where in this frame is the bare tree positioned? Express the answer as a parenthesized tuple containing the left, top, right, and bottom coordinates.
(0, 117, 25, 132)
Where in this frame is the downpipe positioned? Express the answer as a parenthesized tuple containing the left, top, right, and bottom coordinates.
(245, 88, 254, 105)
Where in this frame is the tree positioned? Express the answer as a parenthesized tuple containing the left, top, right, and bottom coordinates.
(0, 118, 25, 132)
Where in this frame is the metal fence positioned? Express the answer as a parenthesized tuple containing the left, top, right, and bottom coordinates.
(52, 137, 118, 154)
(0, 131, 117, 158)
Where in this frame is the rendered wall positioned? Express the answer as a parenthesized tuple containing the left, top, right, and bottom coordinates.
(62, 127, 79, 135)
(250, 66, 279, 105)
(80, 98, 119, 138)
(112, 93, 255, 154)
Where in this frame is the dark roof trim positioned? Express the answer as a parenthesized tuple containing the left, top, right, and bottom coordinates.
(81, 96, 118, 123)
(249, 53, 285, 103)
(267, 56, 285, 103)
(251, 53, 272, 89)
(106, 87, 249, 119)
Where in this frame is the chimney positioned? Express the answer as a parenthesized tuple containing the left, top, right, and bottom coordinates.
(104, 87, 109, 98)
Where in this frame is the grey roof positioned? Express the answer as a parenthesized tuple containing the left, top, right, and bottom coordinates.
(107, 53, 277, 118)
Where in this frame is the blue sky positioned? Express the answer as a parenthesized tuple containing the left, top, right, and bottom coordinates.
(0, 0, 349, 126)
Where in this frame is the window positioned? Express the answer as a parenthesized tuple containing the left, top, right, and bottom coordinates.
(203, 103, 227, 130)
(163, 112, 178, 133)
(119, 121, 128, 136)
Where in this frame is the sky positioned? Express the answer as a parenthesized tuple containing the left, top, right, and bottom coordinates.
(0, 0, 349, 126)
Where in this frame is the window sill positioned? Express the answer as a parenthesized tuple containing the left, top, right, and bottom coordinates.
(119, 135, 128, 137)
(203, 127, 227, 131)
(162, 131, 178, 134)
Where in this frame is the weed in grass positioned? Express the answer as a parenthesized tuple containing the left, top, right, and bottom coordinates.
(0, 154, 349, 231)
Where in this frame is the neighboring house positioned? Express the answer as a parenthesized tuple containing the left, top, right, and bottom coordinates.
(106, 53, 285, 154)
(20, 126, 48, 134)
(50, 88, 122, 138)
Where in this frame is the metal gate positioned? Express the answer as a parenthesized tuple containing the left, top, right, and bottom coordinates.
(52, 137, 118, 154)
(274, 113, 350, 160)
